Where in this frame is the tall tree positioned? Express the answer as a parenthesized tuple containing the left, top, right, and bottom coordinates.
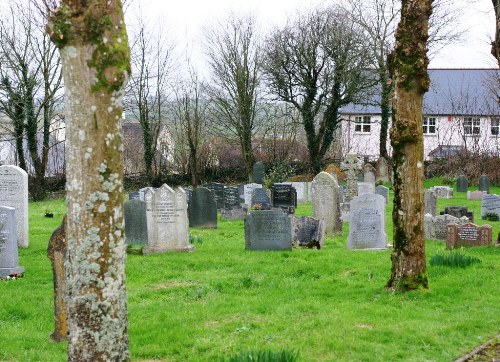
(492, 0, 500, 67)
(387, 0, 433, 292)
(262, 6, 374, 174)
(46, 0, 130, 359)
(204, 13, 261, 182)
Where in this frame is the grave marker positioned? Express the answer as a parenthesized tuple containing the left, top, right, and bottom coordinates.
(251, 188, 271, 209)
(311, 172, 342, 235)
(429, 186, 453, 198)
(290, 216, 324, 248)
(340, 154, 363, 204)
(456, 175, 468, 192)
(188, 187, 218, 228)
(253, 161, 266, 184)
(376, 157, 390, 183)
(467, 190, 486, 200)
(347, 194, 387, 250)
(271, 183, 297, 208)
(481, 194, 500, 219)
(424, 190, 437, 216)
(245, 210, 292, 250)
(0, 206, 24, 277)
(223, 187, 241, 210)
(244, 183, 262, 207)
(124, 199, 148, 245)
(203, 182, 225, 209)
(375, 185, 389, 204)
(424, 214, 469, 240)
(363, 163, 376, 185)
(446, 223, 492, 249)
(478, 175, 490, 193)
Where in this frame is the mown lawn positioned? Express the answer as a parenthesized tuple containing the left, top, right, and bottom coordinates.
(0, 179, 499, 361)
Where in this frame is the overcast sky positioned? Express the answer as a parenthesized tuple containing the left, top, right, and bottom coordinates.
(126, 0, 496, 69)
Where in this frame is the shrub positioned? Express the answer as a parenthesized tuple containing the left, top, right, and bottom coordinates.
(482, 213, 499, 221)
(264, 161, 296, 188)
(430, 250, 482, 268)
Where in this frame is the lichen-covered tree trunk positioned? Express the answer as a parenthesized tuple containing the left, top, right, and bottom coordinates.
(492, 0, 500, 67)
(387, 0, 432, 292)
(47, 1, 130, 360)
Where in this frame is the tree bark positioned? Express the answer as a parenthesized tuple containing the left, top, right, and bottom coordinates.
(492, 0, 500, 67)
(387, 0, 432, 292)
(47, 1, 130, 360)
(379, 70, 391, 159)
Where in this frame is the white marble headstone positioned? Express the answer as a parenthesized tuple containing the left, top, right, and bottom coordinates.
(347, 194, 387, 250)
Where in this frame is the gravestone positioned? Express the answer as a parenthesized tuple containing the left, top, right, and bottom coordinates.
(252, 161, 266, 184)
(429, 186, 453, 198)
(251, 188, 271, 209)
(424, 190, 437, 216)
(478, 175, 490, 194)
(456, 175, 468, 192)
(0, 165, 28, 248)
(347, 194, 387, 250)
(290, 216, 324, 249)
(291, 182, 309, 203)
(185, 188, 193, 205)
(424, 214, 469, 240)
(244, 210, 292, 251)
(467, 190, 486, 200)
(440, 206, 474, 223)
(223, 187, 241, 210)
(446, 223, 492, 249)
(340, 154, 363, 204)
(244, 183, 262, 207)
(481, 194, 500, 218)
(220, 208, 247, 220)
(357, 182, 375, 195)
(375, 185, 389, 204)
(128, 191, 140, 200)
(188, 187, 218, 228)
(376, 157, 390, 183)
(203, 182, 225, 209)
(143, 185, 194, 254)
(311, 172, 342, 235)
(238, 185, 245, 203)
(0, 206, 24, 277)
(271, 183, 297, 208)
(363, 163, 376, 185)
(124, 199, 148, 245)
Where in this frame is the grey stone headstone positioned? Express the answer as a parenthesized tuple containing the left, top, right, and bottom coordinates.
(341, 154, 363, 204)
(252, 162, 266, 184)
(481, 194, 500, 218)
(244, 210, 292, 251)
(223, 187, 241, 209)
(429, 186, 453, 198)
(347, 194, 387, 250)
(376, 157, 390, 183)
(375, 185, 389, 204)
(188, 187, 217, 228)
(311, 172, 342, 235)
(220, 208, 247, 220)
(424, 213, 468, 240)
(424, 190, 437, 216)
(440, 206, 474, 223)
(251, 188, 271, 209)
(0, 206, 24, 277)
(244, 183, 262, 207)
(363, 163, 376, 185)
(467, 191, 486, 200)
(290, 216, 324, 248)
(357, 182, 375, 195)
(238, 185, 245, 203)
(456, 175, 468, 192)
(0, 165, 28, 248)
(128, 191, 140, 200)
(291, 182, 307, 203)
(479, 175, 490, 194)
(185, 188, 193, 204)
(124, 199, 147, 245)
(203, 182, 225, 209)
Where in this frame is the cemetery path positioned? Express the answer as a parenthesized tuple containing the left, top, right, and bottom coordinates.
(455, 336, 500, 362)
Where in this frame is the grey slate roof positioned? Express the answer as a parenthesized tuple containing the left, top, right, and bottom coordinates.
(340, 69, 500, 116)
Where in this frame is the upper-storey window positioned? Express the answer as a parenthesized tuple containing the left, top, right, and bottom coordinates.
(354, 116, 371, 133)
(491, 118, 499, 136)
(463, 117, 480, 135)
(423, 117, 436, 134)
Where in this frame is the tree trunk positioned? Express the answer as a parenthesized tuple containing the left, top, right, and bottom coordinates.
(387, 0, 432, 292)
(492, 0, 500, 67)
(47, 1, 130, 360)
(379, 70, 391, 159)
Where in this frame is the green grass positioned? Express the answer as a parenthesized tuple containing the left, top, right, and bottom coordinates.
(0, 180, 499, 361)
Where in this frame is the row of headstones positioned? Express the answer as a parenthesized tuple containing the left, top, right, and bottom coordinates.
(456, 175, 491, 193)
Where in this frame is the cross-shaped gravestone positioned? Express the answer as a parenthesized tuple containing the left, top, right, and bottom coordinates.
(340, 154, 363, 204)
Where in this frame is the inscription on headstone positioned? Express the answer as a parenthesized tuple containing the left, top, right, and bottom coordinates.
(223, 187, 241, 209)
(244, 210, 292, 250)
(481, 194, 500, 218)
(271, 183, 297, 208)
(203, 182, 225, 209)
(446, 223, 492, 249)
(347, 194, 387, 250)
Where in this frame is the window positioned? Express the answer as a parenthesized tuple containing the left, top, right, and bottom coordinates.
(491, 118, 499, 136)
(354, 116, 371, 133)
(423, 117, 436, 134)
(463, 117, 480, 135)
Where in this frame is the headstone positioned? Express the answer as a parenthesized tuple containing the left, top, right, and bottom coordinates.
(429, 186, 453, 198)
(467, 190, 486, 200)
(446, 223, 492, 249)
(0, 165, 28, 248)
(252, 161, 266, 184)
(478, 175, 490, 194)
(424, 190, 437, 216)
(223, 187, 241, 209)
(144, 185, 194, 253)
(220, 208, 247, 220)
(375, 185, 389, 204)
(251, 188, 271, 209)
(203, 182, 225, 209)
(185, 188, 193, 205)
(347, 194, 387, 250)
(290, 216, 324, 248)
(244, 183, 262, 207)
(363, 163, 376, 185)
(481, 194, 500, 219)
(357, 182, 375, 195)
(271, 183, 297, 208)
(424, 214, 469, 240)
(440, 206, 474, 223)
(188, 187, 217, 228)
(124, 199, 148, 245)
(244, 210, 292, 250)
(128, 191, 140, 200)
(0, 206, 24, 277)
(47, 215, 68, 342)
(238, 185, 245, 203)
(311, 172, 342, 235)
(340, 154, 363, 204)
(376, 157, 390, 183)
(291, 182, 308, 203)
(456, 175, 468, 192)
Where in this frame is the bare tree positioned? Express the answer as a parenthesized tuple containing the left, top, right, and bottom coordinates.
(263, 5, 375, 174)
(387, 0, 433, 292)
(493, 0, 500, 67)
(46, 0, 130, 359)
(204, 13, 261, 182)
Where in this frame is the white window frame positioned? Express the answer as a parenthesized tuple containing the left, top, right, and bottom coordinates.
(491, 118, 499, 136)
(423, 117, 436, 135)
(354, 116, 371, 133)
(463, 117, 480, 135)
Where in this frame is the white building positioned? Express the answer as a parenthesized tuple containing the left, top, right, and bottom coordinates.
(339, 69, 500, 160)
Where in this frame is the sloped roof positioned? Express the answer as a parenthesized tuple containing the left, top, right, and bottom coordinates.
(340, 69, 500, 116)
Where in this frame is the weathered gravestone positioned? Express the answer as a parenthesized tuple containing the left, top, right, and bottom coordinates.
(347, 194, 387, 250)
(124, 199, 148, 245)
(357, 182, 375, 195)
(252, 161, 266, 184)
(0, 165, 28, 248)
(375, 185, 389, 204)
(143, 185, 194, 254)
(440, 206, 474, 223)
(429, 186, 453, 198)
(128, 191, 140, 200)
(244, 210, 292, 251)
(223, 187, 241, 210)
(291, 182, 310, 203)
(456, 175, 468, 192)
(424, 190, 437, 216)
(271, 183, 297, 208)
(220, 208, 247, 220)
(251, 188, 271, 209)
(188, 187, 218, 228)
(481, 194, 500, 218)
(376, 157, 390, 183)
(290, 216, 324, 249)
(203, 182, 225, 209)
(446, 223, 492, 249)
(363, 163, 376, 185)
(0, 206, 24, 277)
(244, 183, 262, 207)
(467, 190, 486, 200)
(311, 172, 342, 235)
(47, 215, 67, 342)
(424, 214, 469, 240)
(341, 154, 363, 204)
(479, 175, 490, 194)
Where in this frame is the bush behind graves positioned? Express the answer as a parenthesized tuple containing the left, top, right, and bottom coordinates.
(482, 213, 500, 222)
